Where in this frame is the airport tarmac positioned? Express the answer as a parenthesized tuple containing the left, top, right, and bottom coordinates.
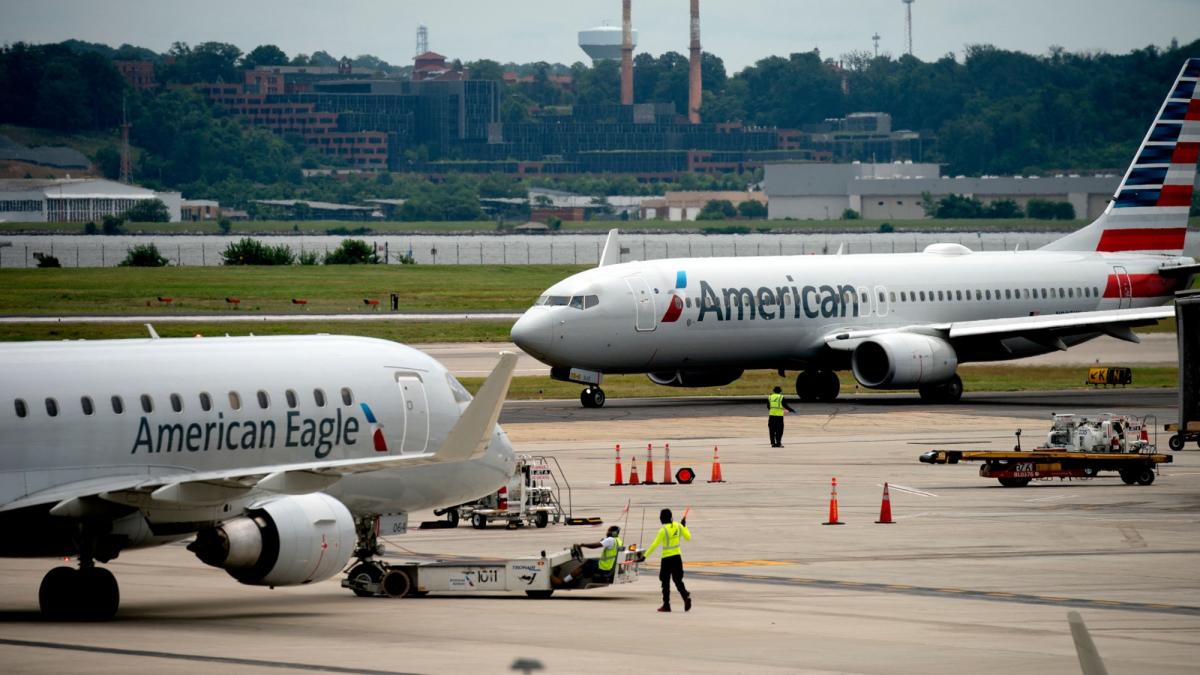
(0, 398, 1196, 674)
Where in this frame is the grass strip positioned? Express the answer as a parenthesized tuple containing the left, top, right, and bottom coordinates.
(0, 320, 514, 343)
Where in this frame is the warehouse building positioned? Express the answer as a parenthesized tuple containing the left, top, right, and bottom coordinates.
(0, 178, 181, 222)
(764, 162, 1120, 220)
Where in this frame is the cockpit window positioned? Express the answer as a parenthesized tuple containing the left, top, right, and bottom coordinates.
(536, 294, 600, 309)
(584, 295, 599, 308)
(568, 295, 584, 309)
(545, 296, 570, 306)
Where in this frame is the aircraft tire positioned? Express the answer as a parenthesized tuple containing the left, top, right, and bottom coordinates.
(816, 370, 840, 402)
(581, 387, 606, 408)
(78, 567, 120, 620)
(795, 371, 817, 402)
(38, 566, 79, 620)
(919, 375, 963, 404)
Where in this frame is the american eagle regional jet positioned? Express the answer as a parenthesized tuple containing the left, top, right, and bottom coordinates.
(512, 59, 1200, 408)
(0, 335, 518, 619)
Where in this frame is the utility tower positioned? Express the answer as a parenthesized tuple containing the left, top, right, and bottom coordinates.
(902, 0, 914, 57)
(416, 24, 428, 56)
(872, 32, 881, 58)
(119, 95, 131, 184)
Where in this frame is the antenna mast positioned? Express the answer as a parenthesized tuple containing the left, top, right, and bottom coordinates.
(903, 0, 914, 57)
(119, 94, 131, 184)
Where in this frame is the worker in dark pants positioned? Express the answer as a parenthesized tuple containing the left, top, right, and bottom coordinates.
(768, 386, 795, 447)
(638, 508, 692, 612)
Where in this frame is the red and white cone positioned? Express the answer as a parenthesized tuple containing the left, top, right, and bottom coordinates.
(876, 483, 895, 524)
(611, 444, 625, 486)
(823, 477, 843, 525)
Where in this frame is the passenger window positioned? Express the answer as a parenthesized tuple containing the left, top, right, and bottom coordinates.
(1068, 288, 1074, 298)
(111, 396, 124, 414)
(889, 292, 896, 303)
(314, 389, 326, 407)
(919, 291, 926, 301)
(286, 389, 298, 408)
(257, 390, 270, 409)
(1041, 289, 1047, 299)
(229, 391, 242, 411)
(45, 398, 59, 417)
(340, 387, 353, 406)
(900, 292, 907, 302)
(1059, 287, 1065, 297)
(14, 398, 28, 418)
(170, 393, 183, 413)
(200, 392, 212, 411)
(1093, 287, 1100, 296)
(985, 290, 992, 300)
(140, 394, 153, 413)
(937, 291, 944, 301)
(955, 290, 962, 301)
(975, 290, 982, 300)
(81, 396, 94, 416)
(1005, 289, 1011, 300)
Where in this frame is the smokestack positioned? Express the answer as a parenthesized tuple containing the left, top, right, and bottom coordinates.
(688, 0, 701, 123)
(621, 0, 633, 105)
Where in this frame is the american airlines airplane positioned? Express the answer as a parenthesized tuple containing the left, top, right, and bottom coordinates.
(0, 334, 518, 619)
(512, 59, 1200, 408)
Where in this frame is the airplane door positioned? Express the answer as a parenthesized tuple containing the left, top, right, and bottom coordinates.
(1112, 266, 1132, 309)
(874, 285, 890, 317)
(625, 276, 656, 332)
(394, 373, 429, 454)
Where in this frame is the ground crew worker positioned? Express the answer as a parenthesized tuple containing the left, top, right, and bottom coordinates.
(768, 386, 796, 447)
(638, 508, 691, 612)
(554, 526, 622, 588)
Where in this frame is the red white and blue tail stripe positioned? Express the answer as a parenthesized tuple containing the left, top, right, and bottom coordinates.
(1043, 58, 1199, 254)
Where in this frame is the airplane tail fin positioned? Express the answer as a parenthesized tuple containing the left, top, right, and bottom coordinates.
(1042, 58, 1199, 255)
(599, 228, 620, 267)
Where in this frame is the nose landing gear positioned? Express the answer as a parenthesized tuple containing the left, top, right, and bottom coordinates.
(39, 523, 123, 620)
(795, 370, 840, 402)
(581, 386, 606, 408)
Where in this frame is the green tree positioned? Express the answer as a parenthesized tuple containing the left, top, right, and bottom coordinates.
(738, 200, 768, 218)
(840, 207, 860, 220)
(982, 199, 1023, 218)
(466, 59, 504, 81)
(324, 239, 381, 264)
(241, 44, 288, 69)
(101, 214, 125, 235)
(94, 145, 121, 180)
(119, 243, 169, 267)
(697, 199, 737, 220)
(220, 237, 295, 265)
(123, 198, 170, 222)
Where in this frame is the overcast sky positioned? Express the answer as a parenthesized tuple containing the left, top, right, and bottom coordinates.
(2, 0, 1197, 72)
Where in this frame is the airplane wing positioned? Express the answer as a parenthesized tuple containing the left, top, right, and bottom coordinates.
(2, 352, 519, 514)
(825, 306, 1174, 351)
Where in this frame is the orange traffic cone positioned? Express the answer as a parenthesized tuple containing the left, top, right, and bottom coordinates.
(611, 444, 624, 486)
(662, 443, 674, 484)
(708, 446, 725, 483)
(823, 477, 844, 525)
(643, 443, 657, 485)
(876, 483, 895, 524)
(628, 457, 641, 486)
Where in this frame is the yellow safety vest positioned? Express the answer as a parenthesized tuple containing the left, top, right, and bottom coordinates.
(768, 392, 786, 416)
(598, 536, 622, 572)
(645, 523, 689, 559)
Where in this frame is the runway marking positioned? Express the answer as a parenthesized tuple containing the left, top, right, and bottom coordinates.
(690, 571, 1200, 617)
(882, 484, 939, 497)
(689, 559, 791, 568)
(0, 638, 422, 675)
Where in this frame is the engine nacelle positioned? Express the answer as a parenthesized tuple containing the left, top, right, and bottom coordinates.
(188, 493, 356, 587)
(647, 369, 744, 388)
(851, 333, 958, 389)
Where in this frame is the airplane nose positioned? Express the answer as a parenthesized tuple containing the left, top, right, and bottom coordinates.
(511, 309, 553, 360)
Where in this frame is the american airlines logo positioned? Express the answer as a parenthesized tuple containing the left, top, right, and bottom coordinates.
(130, 406, 380, 458)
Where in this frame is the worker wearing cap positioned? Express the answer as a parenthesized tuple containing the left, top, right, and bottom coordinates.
(554, 525, 622, 588)
(639, 508, 692, 612)
(768, 386, 795, 447)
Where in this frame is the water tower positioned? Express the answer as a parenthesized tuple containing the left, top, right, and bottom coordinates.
(578, 24, 637, 62)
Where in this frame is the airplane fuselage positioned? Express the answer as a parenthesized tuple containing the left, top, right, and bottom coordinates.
(514, 247, 1186, 374)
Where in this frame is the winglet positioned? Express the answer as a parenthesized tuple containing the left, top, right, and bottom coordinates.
(145, 323, 160, 339)
(598, 228, 620, 267)
(433, 352, 517, 462)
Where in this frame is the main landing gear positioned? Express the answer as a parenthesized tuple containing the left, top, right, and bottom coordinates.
(581, 386, 606, 408)
(795, 370, 840, 402)
(919, 374, 964, 403)
(39, 524, 121, 620)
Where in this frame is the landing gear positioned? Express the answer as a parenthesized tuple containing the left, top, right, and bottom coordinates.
(795, 370, 839, 402)
(919, 374, 963, 403)
(38, 562, 120, 621)
(39, 520, 123, 620)
(581, 386, 606, 408)
(343, 514, 391, 597)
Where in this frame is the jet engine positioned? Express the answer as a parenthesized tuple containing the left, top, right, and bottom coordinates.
(188, 493, 356, 587)
(647, 369, 744, 387)
(851, 333, 958, 389)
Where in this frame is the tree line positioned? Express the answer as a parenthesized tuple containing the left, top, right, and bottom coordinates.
(1, 39, 1199, 217)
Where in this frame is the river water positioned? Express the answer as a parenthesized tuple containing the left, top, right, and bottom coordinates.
(0, 232, 1063, 268)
